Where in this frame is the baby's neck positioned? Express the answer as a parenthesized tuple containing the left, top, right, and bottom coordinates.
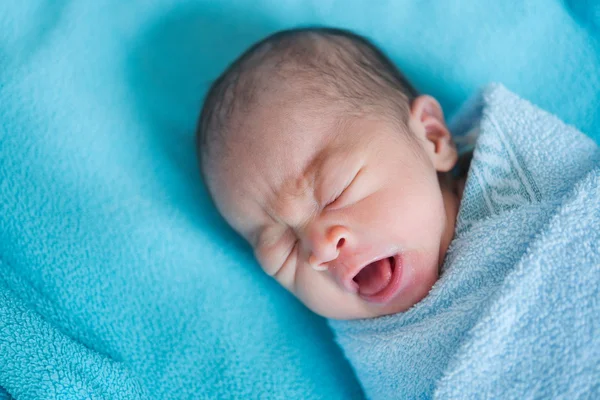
(438, 172, 465, 271)
(452, 150, 473, 202)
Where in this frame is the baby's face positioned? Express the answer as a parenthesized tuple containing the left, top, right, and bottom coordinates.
(208, 96, 460, 320)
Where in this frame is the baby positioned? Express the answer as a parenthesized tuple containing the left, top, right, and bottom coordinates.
(196, 27, 467, 320)
(197, 27, 600, 398)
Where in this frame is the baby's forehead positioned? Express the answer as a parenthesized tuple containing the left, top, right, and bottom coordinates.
(233, 110, 335, 177)
(211, 113, 333, 231)
(223, 110, 383, 200)
(229, 95, 338, 154)
(220, 105, 354, 188)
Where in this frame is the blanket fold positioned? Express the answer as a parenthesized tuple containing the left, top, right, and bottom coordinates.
(328, 84, 600, 399)
(0, 260, 147, 399)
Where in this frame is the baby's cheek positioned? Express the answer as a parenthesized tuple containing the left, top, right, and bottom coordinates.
(253, 246, 279, 276)
(293, 265, 354, 319)
(257, 247, 298, 291)
(352, 192, 402, 230)
(294, 268, 335, 317)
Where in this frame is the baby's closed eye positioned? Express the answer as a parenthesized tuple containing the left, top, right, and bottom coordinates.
(323, 168, 363, 210)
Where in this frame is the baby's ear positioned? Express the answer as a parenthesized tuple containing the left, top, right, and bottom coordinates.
(409, 95, 457, 172)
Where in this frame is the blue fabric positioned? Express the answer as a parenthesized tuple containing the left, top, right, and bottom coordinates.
(328, 85, 600, 399)
(0, 1, 598, 398)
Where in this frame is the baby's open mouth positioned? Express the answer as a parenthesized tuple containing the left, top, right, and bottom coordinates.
(353, 256, 396, 297)
(353, 257, 401, 303)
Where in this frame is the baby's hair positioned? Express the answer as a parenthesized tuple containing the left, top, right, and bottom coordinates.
(196, 27, 418, 180)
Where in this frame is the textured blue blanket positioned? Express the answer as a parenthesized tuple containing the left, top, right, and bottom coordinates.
(1, 1, 599, 398)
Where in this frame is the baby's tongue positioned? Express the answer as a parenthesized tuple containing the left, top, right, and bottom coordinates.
(354, 258, 392, 296)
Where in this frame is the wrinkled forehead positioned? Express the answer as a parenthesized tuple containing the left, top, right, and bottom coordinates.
(240, 103, 337, 177)
(209, 101, 342, 226)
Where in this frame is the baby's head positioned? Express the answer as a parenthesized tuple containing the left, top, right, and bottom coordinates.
(197, 28, 462, 320)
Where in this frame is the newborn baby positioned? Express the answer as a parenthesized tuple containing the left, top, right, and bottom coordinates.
(197, 27, 467, 320)
(197, 27, 600, 399)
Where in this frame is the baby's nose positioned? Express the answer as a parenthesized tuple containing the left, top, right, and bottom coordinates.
(308, 226, 348, 271)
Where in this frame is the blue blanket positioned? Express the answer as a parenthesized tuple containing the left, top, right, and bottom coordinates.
(1, 1, 599, 398)
(328, 84, 600, 399)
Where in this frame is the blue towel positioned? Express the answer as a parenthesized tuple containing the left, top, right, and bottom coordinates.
(1, 1, 599, 398)
(328, 84, 600, 399)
